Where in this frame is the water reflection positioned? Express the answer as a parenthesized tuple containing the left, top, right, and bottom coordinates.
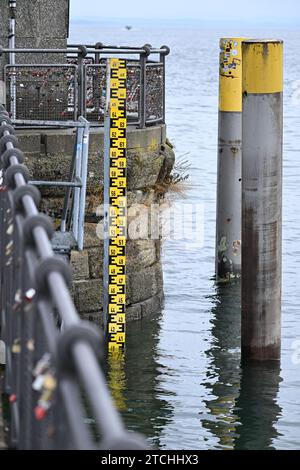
(202, 282, 241, 449)
(107, 352, 127, 412)
(122, 313, 174, 448)
(202, 282, 282, 449)
(234, 362, 283, 450)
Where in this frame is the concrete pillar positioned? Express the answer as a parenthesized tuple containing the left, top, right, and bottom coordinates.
(216, 38, 243, 281)
(0, 0, 69, 50)
(0, 0, 69, 69)
(241, 40, 283, 361)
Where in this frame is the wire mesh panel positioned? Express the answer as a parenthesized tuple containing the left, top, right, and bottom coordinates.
(5, 65, 78, 121)
(84, 61, 141, 124)
(84, 64, 107, 123)
(127, 62, 141, 124)
(67, 57, 94, 66)
(146, 63, 164, 123)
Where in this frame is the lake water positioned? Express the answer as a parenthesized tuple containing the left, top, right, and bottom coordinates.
(70, 22, 300, 450)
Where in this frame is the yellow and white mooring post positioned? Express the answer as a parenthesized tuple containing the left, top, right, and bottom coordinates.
(103, 58, 127, 353)
(241, 40, 283, 360)
(216, 38, 243, 281)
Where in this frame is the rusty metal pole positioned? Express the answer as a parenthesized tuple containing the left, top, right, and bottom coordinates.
(216, 38, 243, 281)
(242, 39, 283, 360)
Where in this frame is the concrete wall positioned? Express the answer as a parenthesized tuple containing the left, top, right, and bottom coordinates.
(0, 0, 69, 46)
(0, 0, 69, 104)
(0, 0, 69, 68)
(16, 124, 175, 324)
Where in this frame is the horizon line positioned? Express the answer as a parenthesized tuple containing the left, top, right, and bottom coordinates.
(70, 16, 300, 25)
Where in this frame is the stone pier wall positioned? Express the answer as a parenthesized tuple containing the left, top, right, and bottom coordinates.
(16, 124, 175, 325)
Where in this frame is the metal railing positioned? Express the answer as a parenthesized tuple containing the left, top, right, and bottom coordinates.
(0, 106, 146, 449)
(1, 44, 169, 127)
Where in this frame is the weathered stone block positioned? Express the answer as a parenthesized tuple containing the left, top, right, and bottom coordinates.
(140, 293, 164, 318)
(70, 250, 89, 281)
(127, 189, 157, 207)
(39, 195, 102, 217)
(127, 126, 164, 149)
(50, 193, 100, 214)
(73, 279, 102, 313)
(87, 125, 165, 153)
(86, 153, 104, 195)
(44, 131, 74, 156)
(127, 150, 164, 190)
(24, 153, 72, 197)
(80, 311, 103, 328)
(127, 239, 157, 271)
(39, 197, 62, 216)
(88, 131, 105, 154)
(126, 303, 142, 321)
(84, 223, 101, 249)
(88, 246, 104, 279)
(128, 262, 163, 304)
(17, 133, 42, 155)
(26, 154, 104, 200)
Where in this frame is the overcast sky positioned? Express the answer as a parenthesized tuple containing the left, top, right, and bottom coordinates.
(70, 0, 300, 24)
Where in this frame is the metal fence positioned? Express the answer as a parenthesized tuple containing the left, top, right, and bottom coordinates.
(0, 106, 147, 449)
(1, 44, 169, 127)
(5, 64, 77, 121)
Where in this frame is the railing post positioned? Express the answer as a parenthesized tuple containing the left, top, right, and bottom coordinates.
(95, 42, 103, 65)
(72, 125, 84, 242)
(160, 46, 169, 124)
(139, 52, 146, 128)
(77, 50, 82, 118)
(241, 39, 283, 361)
(139, 45, 150, 128)
(160, 51, 166, 124)
(215, 38, 243, 282)
(77, 46, 87, 118)
(77, 118, 90, 251)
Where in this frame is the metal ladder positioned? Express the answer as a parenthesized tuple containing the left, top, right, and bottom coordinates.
(13, 117, 90, 255)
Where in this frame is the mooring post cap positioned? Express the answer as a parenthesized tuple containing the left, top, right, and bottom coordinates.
(242, 39, 283, 44)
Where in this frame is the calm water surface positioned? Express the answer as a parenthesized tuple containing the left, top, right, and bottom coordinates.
(70, 22, 300, 449)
